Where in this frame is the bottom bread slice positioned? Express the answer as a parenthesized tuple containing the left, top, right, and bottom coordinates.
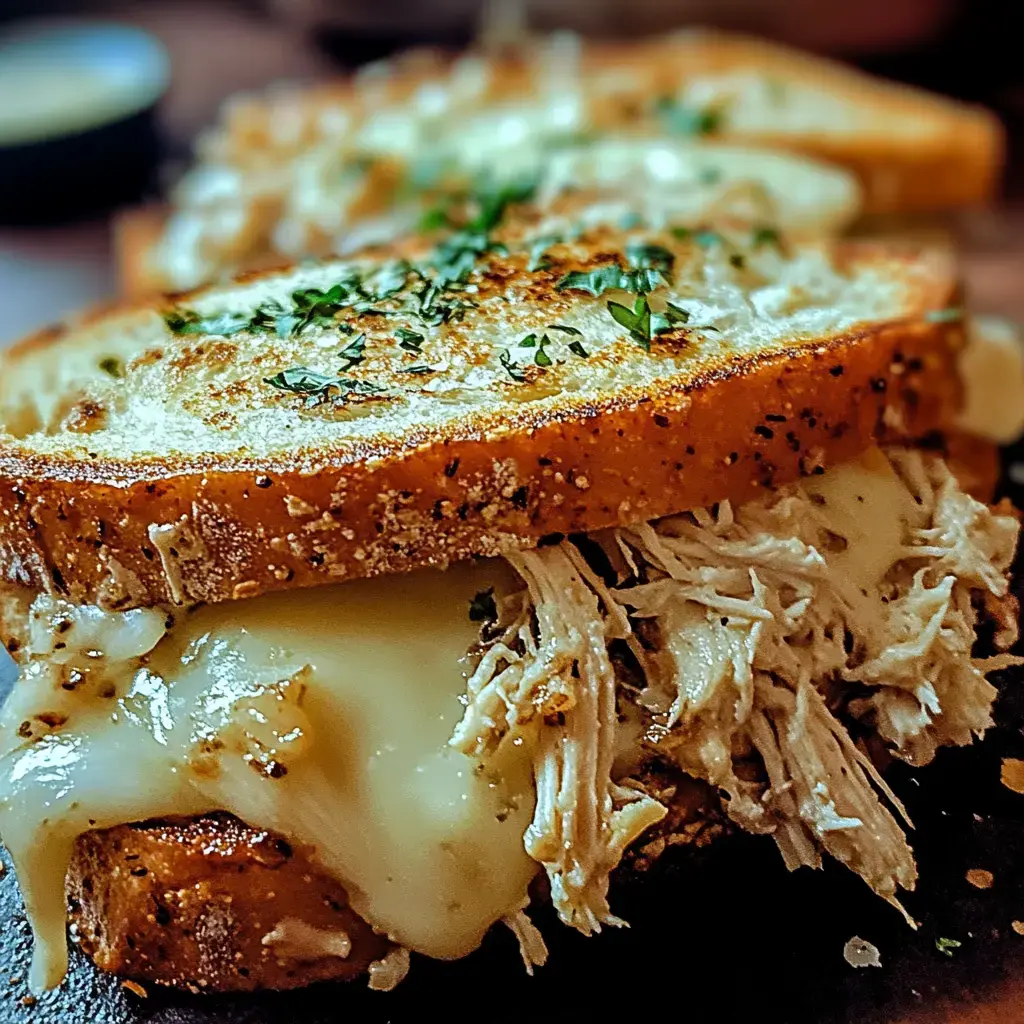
(67, 815, 389, 993)
(65, 766, 725, 994)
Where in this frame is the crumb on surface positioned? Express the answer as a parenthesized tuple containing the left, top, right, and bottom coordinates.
(843, 936, 882, 968)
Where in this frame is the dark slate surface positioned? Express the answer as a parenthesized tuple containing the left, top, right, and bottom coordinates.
(4, 443, 1024, 1024)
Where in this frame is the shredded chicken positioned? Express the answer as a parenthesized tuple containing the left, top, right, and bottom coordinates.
(503, 907, 549, 975)
(451, 447, 1020, 934)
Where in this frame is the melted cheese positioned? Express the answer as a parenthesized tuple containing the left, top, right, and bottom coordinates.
(802, 447, 922, 593)
(959, 314, 1024, 445)
(0, 562, 537, 992)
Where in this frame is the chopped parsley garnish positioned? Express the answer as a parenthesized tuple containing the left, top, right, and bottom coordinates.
(654, 96, 723, 136)
(337, 332, 366, 370)
(289, 278, 360, 333)
(935, 937, 962, 957)
(607, 296, 699, 351)
(263, 367, 384, 406)
(556, 265, 627, 297)
(468, 588, 498, 623)
(469, 175, 538, 234)
(403, 364, 435, 375)
(527, 234, 562, 272)
(556, 263, 663, 297)
(925, 307, 965, 324)
(98, 356, 124, 378)
(671, 225, 724, 251)
(395, 326, 425, 353)
(499, 349, 527, 382)
(608, 295, 657, 351)
(627, 242, 676, 277)
(429, 231, 496, 288)
(752, 225, 781, 249)
(361, 260, 411, 302)
(534, 335, 553, 367)
(729, 253, 746, 269)
(568, 340, 589, 358)
(693, 229, 723, 249)
(418, 204, 453, 232)
(546, 324, 582, 336)
(165, 309, 252, 337)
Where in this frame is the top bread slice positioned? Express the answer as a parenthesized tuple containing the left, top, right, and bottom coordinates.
(0, 214, 963, 611)
(135, 28, 1001, 293)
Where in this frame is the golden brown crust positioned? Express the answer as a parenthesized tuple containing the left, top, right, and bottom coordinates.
(67, 815, 388, 993)
(0, 317, 963, 610)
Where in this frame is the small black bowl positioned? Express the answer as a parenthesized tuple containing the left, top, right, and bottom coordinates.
(0, 20, 170, 226)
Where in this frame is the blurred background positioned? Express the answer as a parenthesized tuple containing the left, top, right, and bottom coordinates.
(0, 0, 1023, 341)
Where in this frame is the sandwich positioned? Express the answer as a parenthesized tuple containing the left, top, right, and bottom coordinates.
(0, 200, 1020, 996)
(119, 28, 1002, 295)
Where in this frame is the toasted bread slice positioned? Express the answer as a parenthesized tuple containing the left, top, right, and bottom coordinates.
(127, 136, 862, 296)
(135, 29, 1001, 293)
(0, 213, 963, 610)
(67, 815, 389, 993)
(62, 767, 721, 993)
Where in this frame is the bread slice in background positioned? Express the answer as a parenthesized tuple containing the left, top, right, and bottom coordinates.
(122, 136, 865, 299)
(130, 29, 1002, 294)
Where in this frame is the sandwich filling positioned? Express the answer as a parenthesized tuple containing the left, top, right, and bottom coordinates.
(0, 445, 1018, 991)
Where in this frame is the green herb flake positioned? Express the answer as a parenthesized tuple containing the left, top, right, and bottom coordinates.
(263, 366, 383, 406)
(164, 309, 251, 337)
(608, 295, 655, 352)
(363, 260, 410, 301)
(288, 277, 360, 333)
(729, 253, 746, 270)
(534, 334, 553, 368)
(556, 263, 663, 297)
(403, 364, 435, 375)
(469, 175, 538, 234)
(337, 332, 367, 370)
(608, 296, 706, 350)
(418, 205, 453, 232)
(499, 349, 526, 382)
(469, 587, 498, 623)
(99, 356, 124, 378)
(527, 234, 561, 272)
(693, 230, 723, 249)
(568, 340, 589, 358)
(519, 333, 537, 349)
(395, 326, 425, 353)
(654, 96, 723, 136)
(627, 242, 676, 277)
(547, 324, 582, 336)
(935, 937, 962, 957)
(925, 307, 965, 324)
(752, 225, 781, 249)
(556, 265, 629, 297)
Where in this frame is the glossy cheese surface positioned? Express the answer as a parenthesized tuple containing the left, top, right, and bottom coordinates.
(0, 561, 536, 990)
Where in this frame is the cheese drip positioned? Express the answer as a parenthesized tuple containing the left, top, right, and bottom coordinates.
(0, 563, 537, 991)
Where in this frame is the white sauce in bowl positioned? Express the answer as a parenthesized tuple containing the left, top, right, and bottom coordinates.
(0, 20, 169, 146)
